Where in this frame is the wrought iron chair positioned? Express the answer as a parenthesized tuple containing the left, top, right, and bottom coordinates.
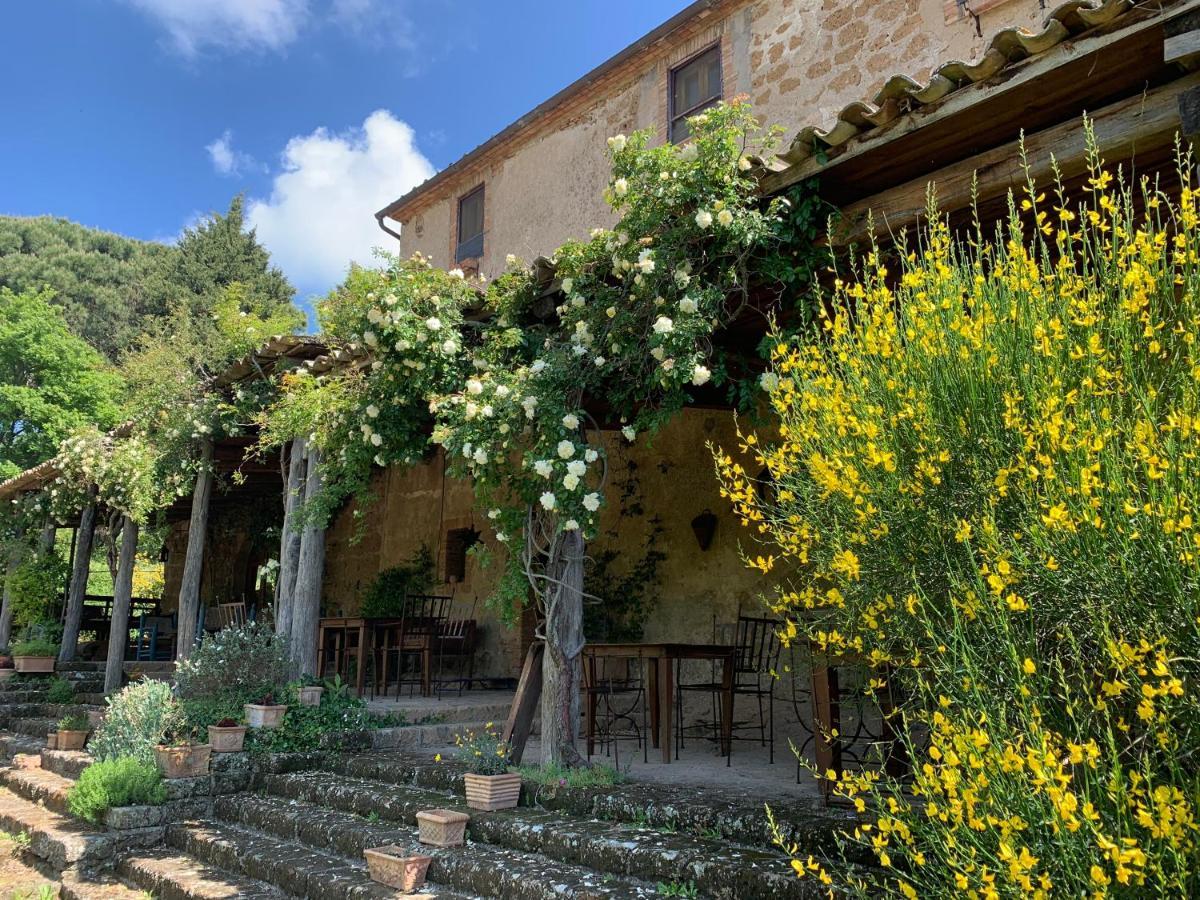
(373, 594, 451, 698)
(583, 650, 648, 765)
(434, 599, 479, 698)
(676, 613, 783, 763)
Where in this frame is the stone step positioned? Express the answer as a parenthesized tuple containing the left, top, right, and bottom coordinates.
(166, 818, 472, 899)
(367, 719, 494, 751)
(59, 865, 153, 900)
(212, 795, 645, 900)
(256, 771, 804, 899)
(1, 761, 76, 815)
(9, 715, 61, 738)
(42, 748, 93, 780)
(0, 729, 46, 759)
(0, 785, 148, 871)
(119, 847, 293, 899)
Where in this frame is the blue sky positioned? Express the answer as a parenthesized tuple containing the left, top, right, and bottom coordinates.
(0, 0, 691, 309)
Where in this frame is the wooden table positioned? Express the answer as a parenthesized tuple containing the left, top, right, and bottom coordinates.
(317, 616, 437, 697)
(584, 642, 736, 764)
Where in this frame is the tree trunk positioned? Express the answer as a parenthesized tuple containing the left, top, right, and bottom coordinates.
(275, 436, 306, 640)
(59, 490, 98, 662)
(0, 533, 22, 650)
(290, 447, 325, 677)
(540, 528, 587, 767)
(175, 440, 214, 659)
(104, 516, 138, 694)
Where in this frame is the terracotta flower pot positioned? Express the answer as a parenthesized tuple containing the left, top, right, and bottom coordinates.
(463, 772, 521, 811)
(153, 744, 212, 778)
(45, 731, 58, 750)
(416, 808, 470, 847)
(364, 846, 432, 891)
(297, 686, 324, 707)
(56, 729, 88, 751)
(208, 724, 247, 752)
(13, 656, 54, 674)
(244, 703, 288, 729)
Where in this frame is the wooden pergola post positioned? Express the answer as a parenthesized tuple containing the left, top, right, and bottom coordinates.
(0, 533, 21, 650)
(275, 436, 306, 642)
(175, 439, 214, 659)
(104, 515, 138, 694)
(59, 488, 98, 662)
(290, 446, 325, 677)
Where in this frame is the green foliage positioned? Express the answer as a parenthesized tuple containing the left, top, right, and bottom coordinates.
(66, 757, 165, 823)
(56, 712, 88, 732)
(656, 881, 698, 898)
(173, 620, 289, 704)
(0, 215, 176, 361)
(44, 677, 74, 705)
(89, 680, 177, 766)
(359, 545, 434, 617)
(582, 519, 664, 642)
(9, 639, 56, 657)
(453, 724, 511, 776)
(180, 696, 244, 733)
(518, 761, 624, 789)
(244, 684, 394, 753)
(6, 546, 68, 630)
(0, 287, 122, 479)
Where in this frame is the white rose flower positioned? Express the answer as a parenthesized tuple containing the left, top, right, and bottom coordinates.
(567, 460, 586, 477)
(534, 460, 553, 478)
(496, 531, 508, 543)
(562, 414, 580, 430)
(494, 384, 510, 399)
(622, 426, 636, 441)
(374, 454, 385, 466)
(488, 509, 500, 519)
(370, 433, 383, 447)
(738, 155, 753, 171)
(760, 372, 781, 393)
(366, 404, 379, 418)
(692, 365, 712, 386)
(678, 297, 698, 314)
(613, 177, 628, 197)
(564, 519, 580, 531)
(607, 134, 627, 153)
(606, 306, 617, 319)
(563, 473, 580, 490)
(593, 356, 606, 367)
(450, 268, 465, 279)
(539, 492, 557, 511)
(679, 142, 699, 162)
(363, 330, 378, 347)
(466, 379, 484, 395)
(717, 209, 734, 227)
(650, 347, 665, 361)
(583, 493, 601, 512)
(561, 277, 574, 294)
(441, 339, 458, 354)
(425, 317, 442, 331)
(584, 449, 599, 463)
(481, 405, 494, 418)
(367, 308, 383, 324)
(531, 359, 546, 373)
(695, 209, 713, 229)
(653, 316, 674, 334)
(637, 249, 655, 274)
(473, 447, 488, 464)
(557, 440, 575, 459)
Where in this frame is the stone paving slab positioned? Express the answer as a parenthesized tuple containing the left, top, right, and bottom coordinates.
(59, 865, 155, 900)
(0, 785, 124, 870)
(1, 762, 76, 815)
(120, 847, 291, 900)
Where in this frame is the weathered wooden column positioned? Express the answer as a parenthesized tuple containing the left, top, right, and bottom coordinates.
(175, 439, 214, 659)
(540, 527, 587, 767)
(0, 536, 21, 650)
(104, 515, 138, 694)
(290, 446, 325, 677)
(275, 436, 306, 641)
(60, 488, 98, 662)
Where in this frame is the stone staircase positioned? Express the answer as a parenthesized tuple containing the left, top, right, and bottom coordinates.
(0, 673, 852, 899)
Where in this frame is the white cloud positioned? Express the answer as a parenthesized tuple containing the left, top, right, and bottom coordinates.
(123, 0, 309, 57)
(246, 110, 435, 293)
(330, 0, 416, 52)
(206, 130, 260, 177)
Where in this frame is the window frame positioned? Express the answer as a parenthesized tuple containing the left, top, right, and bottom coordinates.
(669, 43, 723, 144)
(455, 184, 485, 262)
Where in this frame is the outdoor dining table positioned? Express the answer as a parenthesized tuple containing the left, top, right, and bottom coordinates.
(583, 642, 737, 764)
(317, 616, 437, 698)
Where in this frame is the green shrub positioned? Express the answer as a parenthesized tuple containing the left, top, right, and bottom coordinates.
(45, 677, 74, 705)
(10, 639, 58, 657)
(359, 546, 434, 618)
(174, 620, 289, 703)
(245, 686, 390, 753)
(89, 680, 177, 766)
(181, 696, 244, 733)
(56, 712, 89, 732)
(66, 757, 165, 823)
(8, 550, 68, 630)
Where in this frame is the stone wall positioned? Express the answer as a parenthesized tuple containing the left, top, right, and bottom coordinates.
(392, 0, 1046, 275)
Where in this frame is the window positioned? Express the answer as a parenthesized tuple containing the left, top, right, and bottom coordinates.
(456, 185, 485, 261)
(444, 527, 481, 582)
(670, 45, 722, 143)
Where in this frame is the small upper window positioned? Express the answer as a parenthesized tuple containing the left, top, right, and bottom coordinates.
(670, 45, 722, 143)
(456, 185, 485, 261)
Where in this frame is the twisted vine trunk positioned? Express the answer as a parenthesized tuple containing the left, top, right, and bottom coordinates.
(540, 527, 587, 767)
(274, 436, 306, 640)
(290, 447, 325, 677)
(175, 440, 214, 659)
(60, 489, 98, 662)
(104, 516, 138, 694)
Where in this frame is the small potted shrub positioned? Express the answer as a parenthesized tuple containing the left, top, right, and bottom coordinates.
(456, 724, 520, 811)
(153, 715, 211, 779)
(244, 691, 288, 729)
(11, 638, 57, 674)
(207, 717, 248, 753)
(56, 712, 90, 751)
(364, 846, 432, 891)
(296, 677, 324, 708)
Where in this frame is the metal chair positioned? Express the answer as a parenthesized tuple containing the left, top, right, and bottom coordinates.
(374, 595, 450, 698)
(583, 652, 648, 765)
(676, 613, 783, 763)
(434, 599, 479, 698)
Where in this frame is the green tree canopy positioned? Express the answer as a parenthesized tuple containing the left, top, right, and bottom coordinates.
(0, 287, 122, 480)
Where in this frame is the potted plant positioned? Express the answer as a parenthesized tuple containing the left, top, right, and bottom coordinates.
(364, 846, 433, 891)
(208, 717, 248, 752)
(415, 808, 469, 847)
(153, 715, 212, 779)
(56, 712, 90, 751)
(11, 638, 57, 674)
(455, 724, 520, 811)
(244, 691, 288, 729)
(296, 676, 324, 708)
